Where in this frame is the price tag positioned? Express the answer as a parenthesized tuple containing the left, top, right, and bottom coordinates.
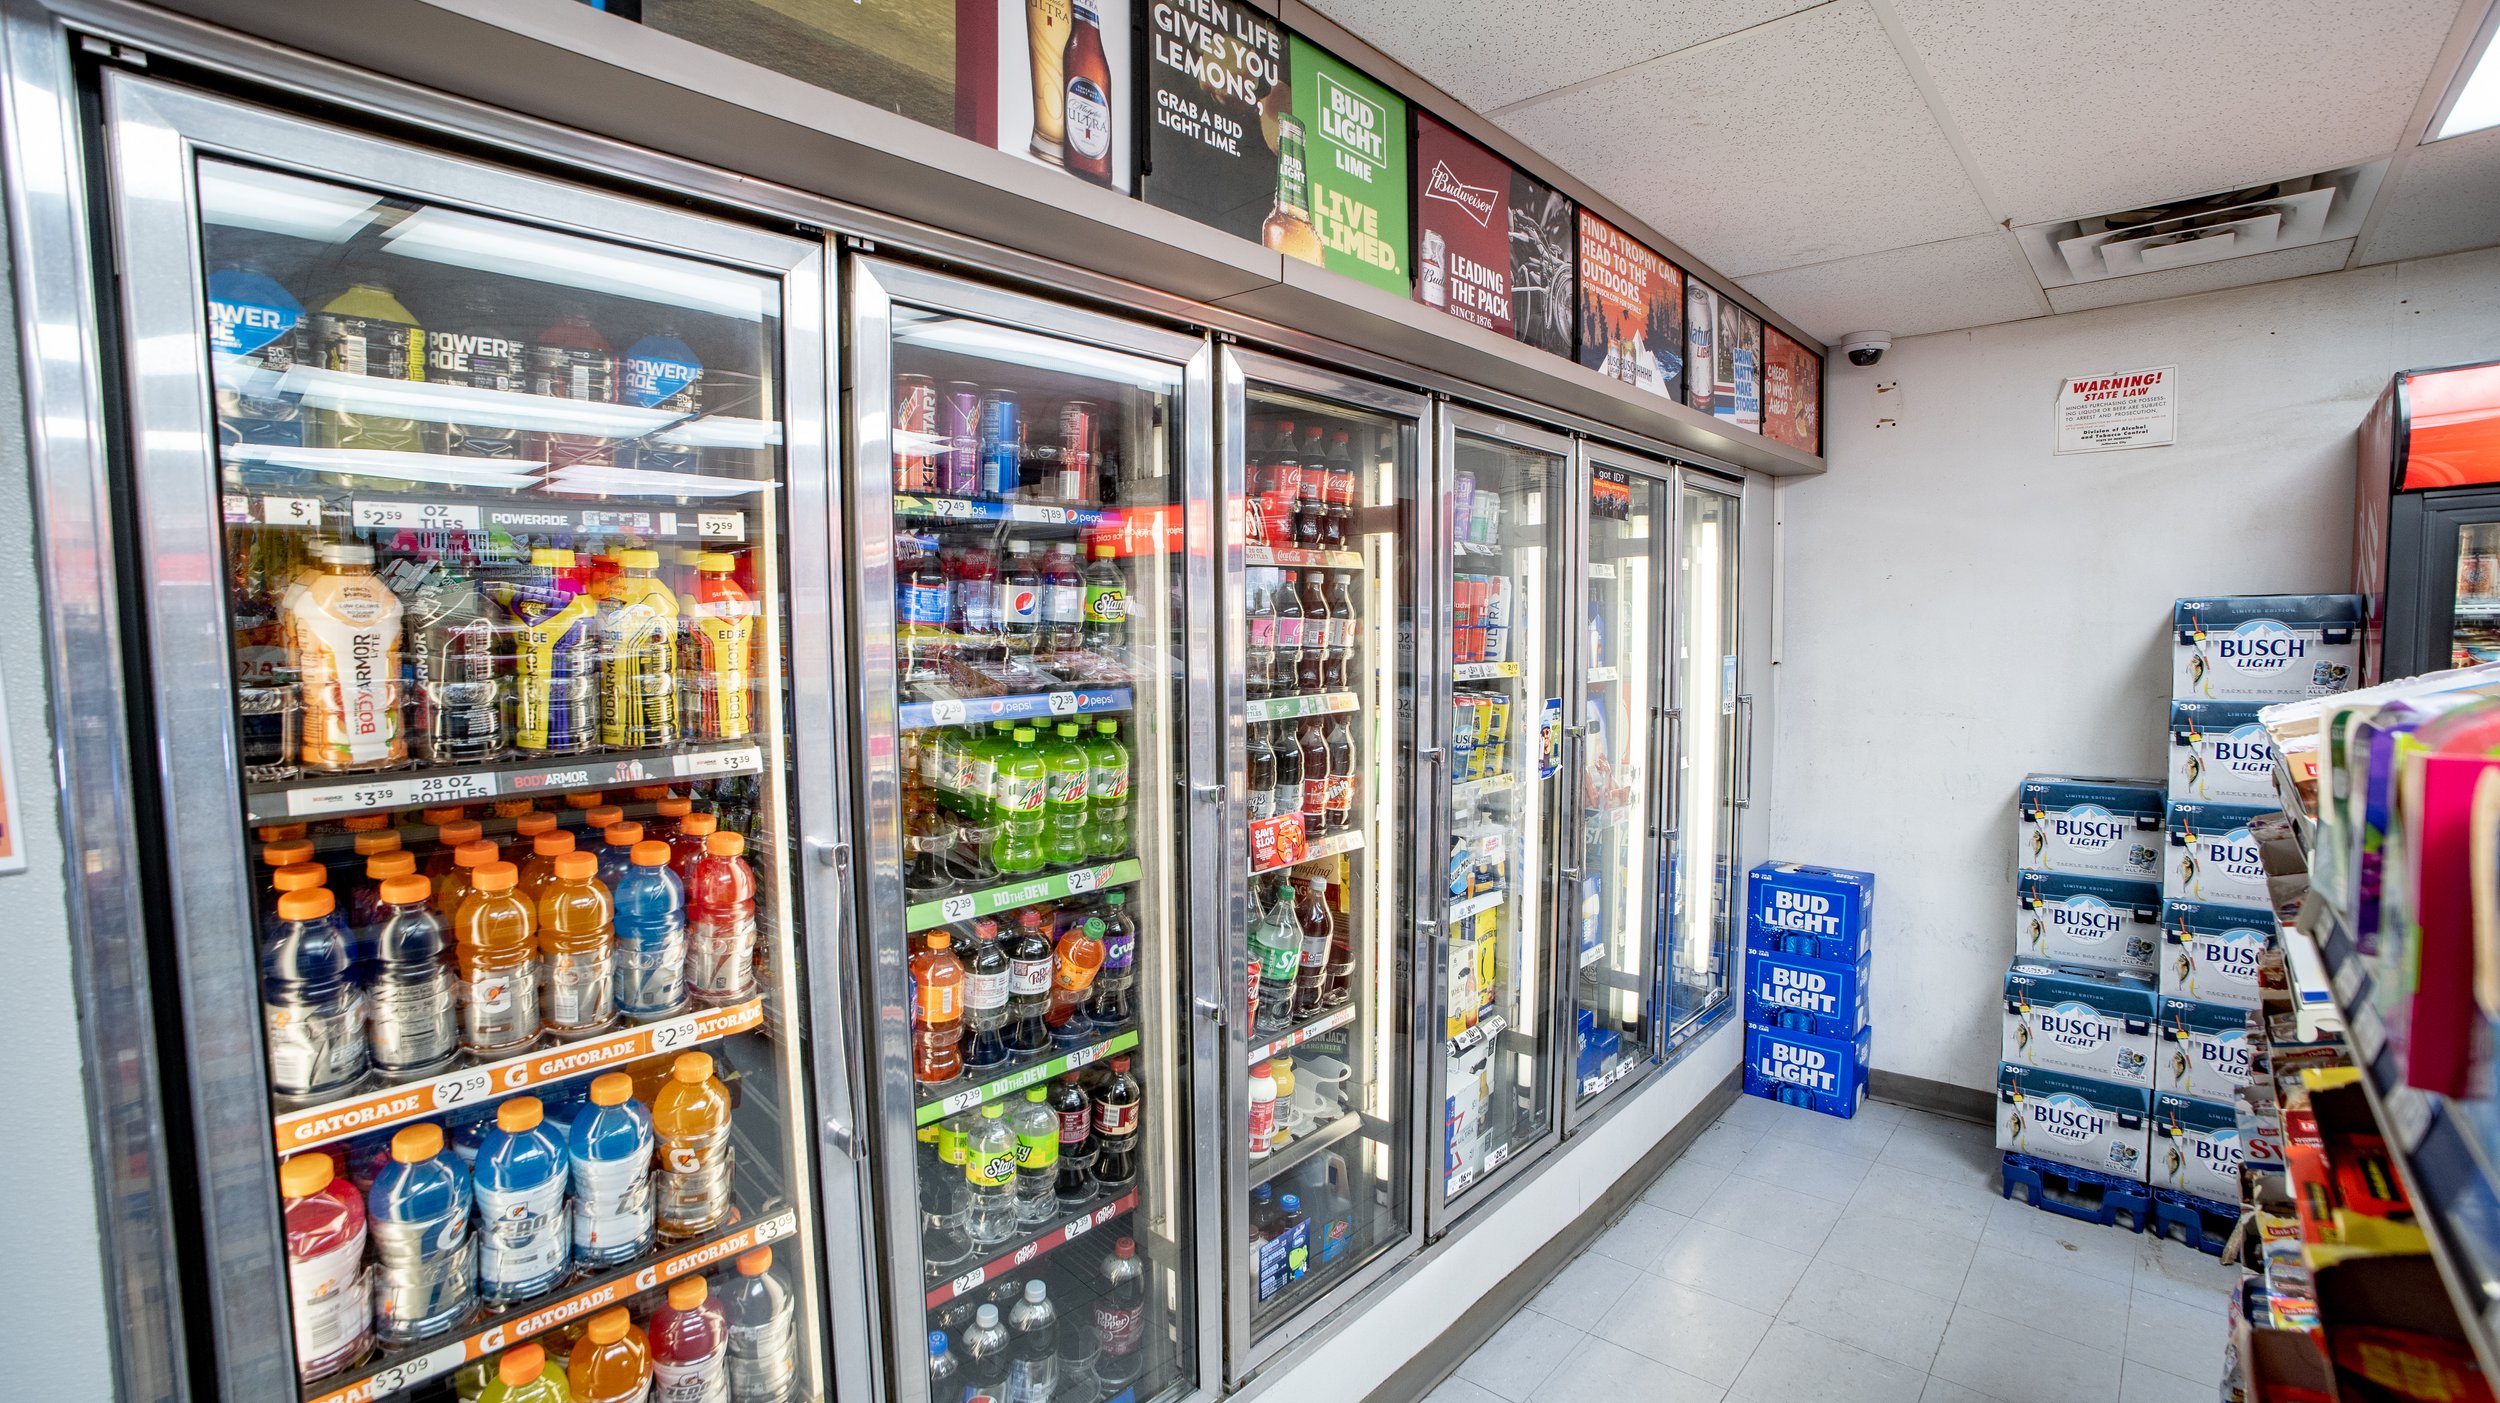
(1485, 1143, 1512, 1173)
(650, 1015, 700, 1053)
(698, 512, 745, 540)
(1064, 867, 1099, 895)
(930, 700, 969, 726)
(941, 894, 978, 923)
(1048, 692, 1079, 716)
(289, 770, 496, 816)
(1037, 508, 1069, 524)
(432, 1066, 496, 1108)
(352, 499, 481, 531)
(931, 497, 973, 519)
(1062, 1213, 1092, 1242)
(222, 493, 252, 524)
(756, 1212, 792, 1243)
(677, 746, 762, 778)
(261, 494, 323, 528)
(950, 1266, 986, 1297)
(941, 1086, 983, 1116)
(2386, 1086, 2434, 1154)
(1066, 1043, 1103, 1071)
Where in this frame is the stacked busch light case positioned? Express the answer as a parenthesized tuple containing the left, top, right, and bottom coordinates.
(1742, 863, 1874, 1119)
(2150, 595, 2357, 1207)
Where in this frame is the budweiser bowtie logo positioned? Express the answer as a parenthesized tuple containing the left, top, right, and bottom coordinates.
(1424, 161, 1498, 227)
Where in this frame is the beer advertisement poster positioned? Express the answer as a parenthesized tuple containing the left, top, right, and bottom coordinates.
(636, 1, 958, 130)
(1509, 169, 1576, 360)
(1140, 0, 1286, 241)
(1287, 35, 1410, 295)
(1413, 113, 1514, 337)
(956, 0, 1135, 192)
(1684, 279, 1718, 411)
(1714, 298, 1763, 432)
(1574, 211, 1683, 400)
(1762, 325, 1822, 454)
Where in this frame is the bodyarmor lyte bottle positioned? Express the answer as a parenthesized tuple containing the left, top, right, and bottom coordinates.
(404, 564, 505, 764)
(287, 540, 407, 773)
(494, 548, 600, 755)
(311, 282, 428, 455)
(678, 553, 758, 741)
(600, 549, 681, 750)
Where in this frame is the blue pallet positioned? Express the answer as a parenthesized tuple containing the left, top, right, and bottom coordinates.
(2148, 1189, 2237, 1257)
(2000, 1152, 2152, 1231)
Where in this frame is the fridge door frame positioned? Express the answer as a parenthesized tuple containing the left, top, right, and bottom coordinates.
(95, 71, 870, 1403)
(1667, 470, 1746, 1052)
(1424, 402, 1575, 1240)
(1215, 344, 1432, 1380)
(2385, 486, 2500, 679)
(1556, 442, 1678, 1136)
(843, 254, 1224, 1403)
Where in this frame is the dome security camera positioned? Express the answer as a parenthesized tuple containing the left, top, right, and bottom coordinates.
(1840, 332, 1891, 367)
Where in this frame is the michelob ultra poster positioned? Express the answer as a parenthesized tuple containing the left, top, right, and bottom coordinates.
(1414, 112, 1515, 337)
(1140, 0, 1286, 241)
(957, 0, 1135, 192)
(1575, 211, 1683, 400)
(1762, 324, 1822, 455)
(1286, 34, 1409, 294)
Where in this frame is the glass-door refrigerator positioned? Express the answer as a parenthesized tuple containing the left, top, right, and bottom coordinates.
(1218, 350, 1424, 1374)
(846, 260, 1217, 1403)
(99, 76, 865, 1403)
(1667, 479, 1745, 1041)
(1427, 408, 1571, 1234)
(2353, 361, 2500, 684)
(1561, 451, 1672, 1126)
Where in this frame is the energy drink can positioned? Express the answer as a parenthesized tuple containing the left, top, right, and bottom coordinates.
(1452, 471, 1474, 542)
(894, 374, 939, 492)
(1059, 401, 1098, 504)
(941, 382, 981, 496)
(1481, 576, 1512, 665)
(978, 389, 1020, 499)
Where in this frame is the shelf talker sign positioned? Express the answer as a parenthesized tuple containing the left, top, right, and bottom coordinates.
(2057, 365, 2178, 454)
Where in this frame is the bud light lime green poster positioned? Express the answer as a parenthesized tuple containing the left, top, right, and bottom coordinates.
(1286, 34, 1408, 295)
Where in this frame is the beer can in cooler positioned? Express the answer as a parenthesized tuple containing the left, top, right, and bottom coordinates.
(1451, 698, 1479, 781)
(1463, 578, 1489, 662)
(1059, 400, 1098, 504)
(1484, 695, 1512, 777)
(940, 381, 981, 496)
(1452, 471, 1475, 540)
(894, 373, 939, 492)
(977, 389, 1020, 499)
(1481, 576, 1511, 664)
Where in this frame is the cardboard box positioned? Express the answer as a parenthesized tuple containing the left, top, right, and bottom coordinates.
(2019, 774, 2165, 881)
(2167, 700, 2280, 805)
(2151, 1091, 2242, 1204)
(1743, 1021, 1870, 1119)
(2172, 594, 2360, 703)
(2164, 800, 2276, 908)
(2158, 899, 2269, 1009)
(2155, 998, 2255, 1100)
(1743, 947, 1872, 1039)
(2016, 871, 2162, 977)
(1745, 862, 1875, 962)
(1995, 1062, 2150, 1182)
(2003, 959, 2157, 1087)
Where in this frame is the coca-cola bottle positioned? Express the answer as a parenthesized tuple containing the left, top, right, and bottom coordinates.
(1297, 572, 1328, 695)
(1244, 571, 1274, 703)
(1245, 723, 1276, 823)
(1323, 880, 1355, 1008)
(1327, 572, 1358, 677)
(1092, 1055, 1141, 1190)
(1294, 433, 1327, 548)
(1324, 716, 1356, 836)
(1272, 570, 1304, 699)
(1292, 876, 1331, 1017)
(1269, 717, 1301, 825)
(1267, 420, 1300, 548)
(1297, 719, 1329, 829)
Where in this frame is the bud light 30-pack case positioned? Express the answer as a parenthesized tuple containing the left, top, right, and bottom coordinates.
(1744, 862, 1874, 962)
(2017, 774, 2163, 881)
(2166, 700, 2279, 805)
(1996, 1062, 2150, 1182)
(1743, 946, 1870, 1040)
(1744, 1021, 1870, 1118)
(2015, 870, 2160, 977)
(2172, 594, 2360, 703)
(2001, 960, 2155, 1087)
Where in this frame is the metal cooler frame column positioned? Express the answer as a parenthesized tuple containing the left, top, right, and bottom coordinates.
(843, 255, 1224, 1403)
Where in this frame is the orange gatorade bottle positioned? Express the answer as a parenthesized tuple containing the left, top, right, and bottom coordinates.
(652, 1051, 732, 1241)
(438, 837, 502, 924)
(455, 860, 540, 1055)
(540, 849, 616, 1038)
(568, 1306, 651, 1403)
(519, 829, 578, 911)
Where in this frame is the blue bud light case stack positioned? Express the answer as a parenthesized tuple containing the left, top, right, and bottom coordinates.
(1743, 863, 1875, 1118)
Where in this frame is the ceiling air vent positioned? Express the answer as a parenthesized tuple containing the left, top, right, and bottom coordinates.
(2013, 161, 2387, 289)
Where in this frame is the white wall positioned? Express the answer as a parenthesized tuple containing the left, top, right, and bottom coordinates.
(1768, 243, 2500, 1093)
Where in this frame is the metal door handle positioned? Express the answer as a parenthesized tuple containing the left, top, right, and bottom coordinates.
(1195, 995, 1225, 1025)
(1734, 693, 1756, 809)
(1418, 746, 1444, 764)
(821, 1117, 859, 1158)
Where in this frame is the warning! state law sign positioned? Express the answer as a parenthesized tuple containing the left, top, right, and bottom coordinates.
(2055, 364, 2177, 454)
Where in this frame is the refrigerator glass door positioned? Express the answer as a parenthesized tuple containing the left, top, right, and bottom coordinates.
(1222, 353, 1421, 1367)
(2452, 520, 2500, 666)
(1435, 414, 1568, 1220)
(849, 260, 1211, 1403)
(104, 78, 847, 1403)
(1667, 481, 1742, 1041)
(1571, 462, 1668, 1110)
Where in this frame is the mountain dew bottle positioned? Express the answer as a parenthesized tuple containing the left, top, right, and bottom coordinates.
(1087, 719, 1131, 859)
(1041, 722, 1091, 868)
(991, 728, 1047, 874)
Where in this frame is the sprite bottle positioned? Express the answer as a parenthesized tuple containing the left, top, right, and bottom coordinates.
(991, 727, 1047, 875)
(1087, 719, 1132, 859)
(1041, 722, 1091, 868)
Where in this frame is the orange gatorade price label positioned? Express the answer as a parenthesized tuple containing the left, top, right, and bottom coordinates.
(274, 999, 763, 1152)
(303, 1210, 795, 1403)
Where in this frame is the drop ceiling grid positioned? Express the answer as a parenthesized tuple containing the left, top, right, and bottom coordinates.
(1736, 233, 2051, 339)
(1304, 0, 1822, 113)
(1885, 0, 2467, 227)
(1494, 0, 1996, 277)
(2359, 125, 2500, 265)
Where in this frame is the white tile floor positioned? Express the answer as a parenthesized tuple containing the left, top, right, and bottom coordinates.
(1427, 1095, 2239, 1403)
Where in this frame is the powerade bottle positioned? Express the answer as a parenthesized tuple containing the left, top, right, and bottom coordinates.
(365, 871, 459, 1078)
(613, 839, 689, 1021)
(722, 1245, 799, 1403)
(263, 887, 369, 1097)
(368, 1122, 476, 1346)
(619, 330, 704, 474)
(429, 288, 528, 460)
(472, 1095, 570, 1307)
(207, 263, 305, 447)
(492, 548, 600, 755)
(568, 1072, 655, 1268)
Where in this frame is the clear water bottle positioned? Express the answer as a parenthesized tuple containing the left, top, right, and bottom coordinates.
(962, 1304, 1012, 1403)
(1006, 1279, 1058, 1403)
(964, 1102, 1019, 1248)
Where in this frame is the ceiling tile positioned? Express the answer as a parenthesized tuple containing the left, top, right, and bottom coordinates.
(1890, 0, 2463, 226)
(1496, 1, 1995, 276)
(2358, 128, 2500, 265)
(1304, 0, 1821, 112)
(1737, 234, 2051, 337)
(2041, 239, 2354, 313)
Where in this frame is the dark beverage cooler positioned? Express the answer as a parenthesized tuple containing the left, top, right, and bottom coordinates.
(2354, 360, 2500, 684)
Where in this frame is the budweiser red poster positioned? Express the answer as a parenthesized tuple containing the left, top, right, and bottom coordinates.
(1414, 113, 1513, 337)
(1762, 325, 1821, 454)
(1508, 169, 1576, 359)
(1575, 211, 1683, 400)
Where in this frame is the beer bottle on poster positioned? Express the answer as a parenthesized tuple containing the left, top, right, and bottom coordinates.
(1062, 2, 1115, 186)
(1263, 117, 1323, 264)
(1025, 0, 1072, 164)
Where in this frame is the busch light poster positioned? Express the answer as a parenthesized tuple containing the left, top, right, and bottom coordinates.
(1574, 211, 1681, 400)
(1413, 112, 1515, 338)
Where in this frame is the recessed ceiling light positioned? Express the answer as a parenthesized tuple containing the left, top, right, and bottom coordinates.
(2430, 1, 2500, 141)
